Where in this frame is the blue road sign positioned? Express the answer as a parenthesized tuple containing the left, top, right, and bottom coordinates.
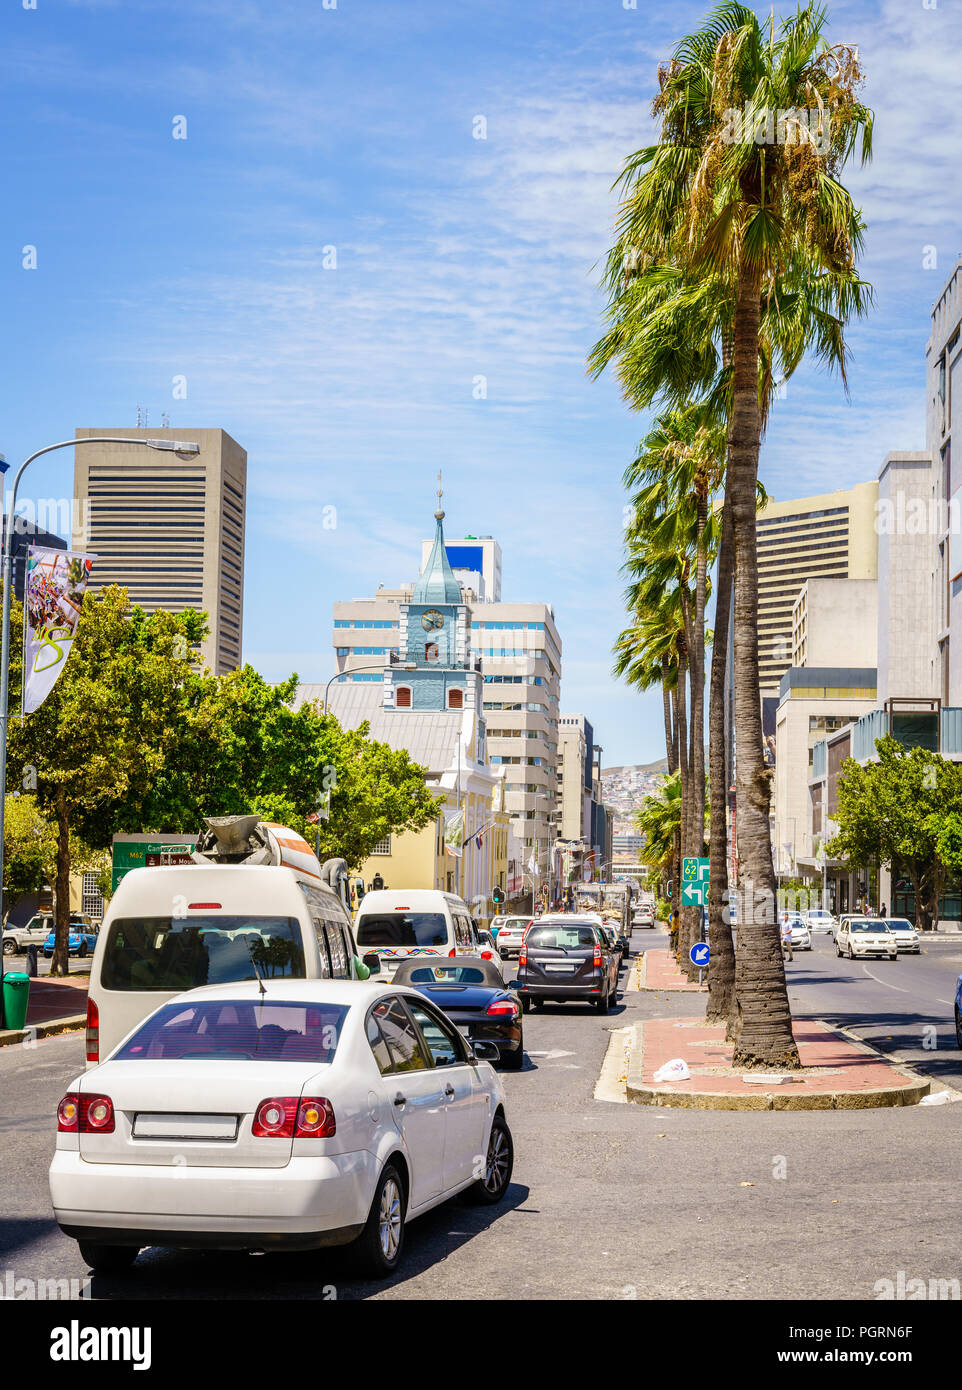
(689, 942, 710, 968)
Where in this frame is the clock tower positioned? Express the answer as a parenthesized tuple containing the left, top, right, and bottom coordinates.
(384, 479, 482, 741)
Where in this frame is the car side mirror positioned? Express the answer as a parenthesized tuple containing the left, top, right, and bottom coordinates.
(362, 952, 381, 972)
(472, 1040, 499, 1063)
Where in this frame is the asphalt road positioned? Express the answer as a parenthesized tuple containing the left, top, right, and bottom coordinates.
(784, 932, 962, 1085)
(3, 927, 962, 1301)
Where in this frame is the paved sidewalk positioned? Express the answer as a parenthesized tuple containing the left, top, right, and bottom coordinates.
(627, 1014, 932, 1110)
(0, 975, 88, 1047)
(638, 947, 707, 993)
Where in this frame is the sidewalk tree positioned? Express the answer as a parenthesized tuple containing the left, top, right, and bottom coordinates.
(828, 737, 962, 931)
(2, 794, 57, 924)
(7, 588, 206, 975)
(592, 2, 874, 1067)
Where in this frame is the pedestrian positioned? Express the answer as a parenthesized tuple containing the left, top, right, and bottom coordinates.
(880, 903, 887, 918)
(780, 915, 794, 963)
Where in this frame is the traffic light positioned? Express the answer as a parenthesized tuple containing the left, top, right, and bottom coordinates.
(492, 886, 505, 905)
(371, 873, 384, 892)
(666, 879, 673, 899)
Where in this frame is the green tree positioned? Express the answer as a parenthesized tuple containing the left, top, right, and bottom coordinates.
(7, 588, 208, 974)
(2, 794, 57, 923)
(828, 738, 962, 931)
(598, 3, 874, 1067)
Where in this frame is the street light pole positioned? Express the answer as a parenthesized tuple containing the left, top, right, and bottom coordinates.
(0, 436, 199, 919)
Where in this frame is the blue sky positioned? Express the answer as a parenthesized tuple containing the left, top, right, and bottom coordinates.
(2, 0, 960, 765)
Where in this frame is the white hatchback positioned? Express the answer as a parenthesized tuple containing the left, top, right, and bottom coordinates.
(885, 918, 921, 954)
(50, 979, 513, 1279)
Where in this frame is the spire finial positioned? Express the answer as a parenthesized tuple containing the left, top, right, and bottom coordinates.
(435, 469, 444, 521)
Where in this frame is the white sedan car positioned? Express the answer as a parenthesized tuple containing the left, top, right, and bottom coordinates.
(50, 979, 513, 1279)
(835, 918, 898, 961)
(885, 917, 921, 953)
(805, 908, 838, 934)
(787, 917, 812, 950)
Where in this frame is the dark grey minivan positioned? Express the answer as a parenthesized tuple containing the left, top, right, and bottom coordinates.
(515, 917, 620, 1013)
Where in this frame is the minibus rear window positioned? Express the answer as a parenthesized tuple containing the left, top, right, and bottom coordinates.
(356, 912, 448, 947)
(100, 917, 306, 991)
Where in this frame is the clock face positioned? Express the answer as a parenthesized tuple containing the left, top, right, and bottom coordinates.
(421, 610, 445, 631)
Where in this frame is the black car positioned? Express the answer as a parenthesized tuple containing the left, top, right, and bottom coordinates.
(391, 956, 524, 1070)
(515, 918, 620, 1013)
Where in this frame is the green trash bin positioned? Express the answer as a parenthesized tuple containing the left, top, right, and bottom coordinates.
(2, 972, 30, 1032)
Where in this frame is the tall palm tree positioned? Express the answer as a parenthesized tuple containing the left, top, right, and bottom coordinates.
(597, 2, 873, 1067)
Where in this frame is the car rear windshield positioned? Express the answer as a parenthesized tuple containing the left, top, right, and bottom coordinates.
(406, 965, 488, 984)
(526, 925, 598, 950)
(114, 999, 349, 1062)
(100, 917, 306, 991)
(356, 912, 448, 947)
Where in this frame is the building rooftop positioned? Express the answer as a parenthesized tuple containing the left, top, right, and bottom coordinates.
(295, 680, 463, 774)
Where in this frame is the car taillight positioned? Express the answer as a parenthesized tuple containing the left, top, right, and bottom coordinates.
(85, 998, 99, 1064)
(448, 948, 457, 957)
(58, 1093, 80, 1131)
(593, 946, 603, 967)
(295, 1098, 336, 1138)
(480, 950, 492, 960)
(83, 1096, 115, 1132)
(486, 999, 518, 1017)
(518, 948, 527, 968)
(252, 1097, 298, 1137)
(58, 1093, 115, 1133)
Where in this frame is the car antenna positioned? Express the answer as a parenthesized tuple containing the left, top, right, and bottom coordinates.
(247, 939, 268, 997)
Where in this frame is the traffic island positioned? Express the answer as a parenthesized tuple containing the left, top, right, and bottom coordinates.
(636, 948, 708, 993)
(626, 1016, 931, 1110)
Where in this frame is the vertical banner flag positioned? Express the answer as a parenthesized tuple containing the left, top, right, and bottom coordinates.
(23, 547, 95, 715)
(443, 809, 464, 858)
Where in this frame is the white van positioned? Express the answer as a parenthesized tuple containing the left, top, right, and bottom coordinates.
(85, 819, 370, 1067)
(354, 889, 486, 979)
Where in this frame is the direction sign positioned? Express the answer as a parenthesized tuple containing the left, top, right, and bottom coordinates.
(689, 942, 710, 968)
(683, 857, 710, 883)
(681, 881, 706, 906)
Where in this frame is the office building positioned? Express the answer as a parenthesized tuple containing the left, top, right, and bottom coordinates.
(419, 534, 502, 602)
(332, 521, 560, 874)
(72, 427, 246, 675)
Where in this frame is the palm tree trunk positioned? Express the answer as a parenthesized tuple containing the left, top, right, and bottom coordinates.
(662, 660, 676, 774)
(707, 488, 737, 1028)
(728, 264, 799, 1069)
(675, 642, 690, 962)
(681, 492, 709, 981)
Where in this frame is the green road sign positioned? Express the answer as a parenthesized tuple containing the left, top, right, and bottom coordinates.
(681, 881, 707, 906)
(683, 857, 710, 883)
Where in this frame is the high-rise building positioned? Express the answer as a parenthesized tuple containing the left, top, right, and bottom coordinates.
(754, 481, 879, 694)
(332, 523, 560, 870)
(72, 427, 246, 675)
(419, 534, 502, 602)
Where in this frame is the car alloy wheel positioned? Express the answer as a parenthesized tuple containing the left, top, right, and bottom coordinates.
(2, 941, 15, 956)
(468, 1116, 514, 1205)
(378, 1175, 403, 1263)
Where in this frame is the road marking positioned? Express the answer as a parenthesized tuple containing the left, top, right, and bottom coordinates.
(527, 1049, 576, 1059)
(860, 964, 912, 994)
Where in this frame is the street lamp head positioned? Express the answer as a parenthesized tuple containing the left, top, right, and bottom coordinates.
(145, 439, 201, 455)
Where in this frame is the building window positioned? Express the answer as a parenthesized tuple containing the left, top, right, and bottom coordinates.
(81, 872, 104, 921)
(396, 686, 412, 708)
(371, 836, 391, 855)
(448, 688, 463, 709)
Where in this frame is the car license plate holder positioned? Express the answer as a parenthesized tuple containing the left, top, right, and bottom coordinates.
(133, 1113, 239, 1141)
(544, 962, 576, 972)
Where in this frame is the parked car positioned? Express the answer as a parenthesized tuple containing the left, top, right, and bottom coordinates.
(786, 917, 812, 951)
(515, 917, 620, 1013)
(805, 908, 837, 934)
(632, 905, 655, 929)
(474, 928, 504, 976)
(392, 956, 524, 1070)
(602, 916, 631, 960)
(50, 978, 513, 1278)
(835, 918, 898, 961)
(494, 917, 531, 959)
(885, 918, 921, 954)
(43, 923, 101, 959)
(3, 913, 62, 956)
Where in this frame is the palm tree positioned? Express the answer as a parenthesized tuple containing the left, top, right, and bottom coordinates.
(635, 772, 683, 889)
(598, 2, 873, 1067)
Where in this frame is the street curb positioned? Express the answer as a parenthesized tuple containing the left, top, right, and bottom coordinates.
(0, 1014, 86, 1048)
(625, 1022, 931, 1111)
(636, 950, 708, 994)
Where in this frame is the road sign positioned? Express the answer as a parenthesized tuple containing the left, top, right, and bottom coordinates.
(689, 942, 710, 968)
(683, 857, 710, 883)
(681, 881, 706, 906)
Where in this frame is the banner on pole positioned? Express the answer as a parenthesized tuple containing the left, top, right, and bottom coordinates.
(443, 809, 464, 858)
(23, 547, 95, 715)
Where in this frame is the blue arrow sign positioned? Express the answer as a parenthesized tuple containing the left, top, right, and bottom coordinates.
(689, 942, 710, 967)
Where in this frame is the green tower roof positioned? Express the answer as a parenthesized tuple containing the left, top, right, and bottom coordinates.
(413, 507, 462, 605)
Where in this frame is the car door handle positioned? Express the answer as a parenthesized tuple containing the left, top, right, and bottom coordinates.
(444, 1084, 456, 1098)
(393, 1093, 406, 1107)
